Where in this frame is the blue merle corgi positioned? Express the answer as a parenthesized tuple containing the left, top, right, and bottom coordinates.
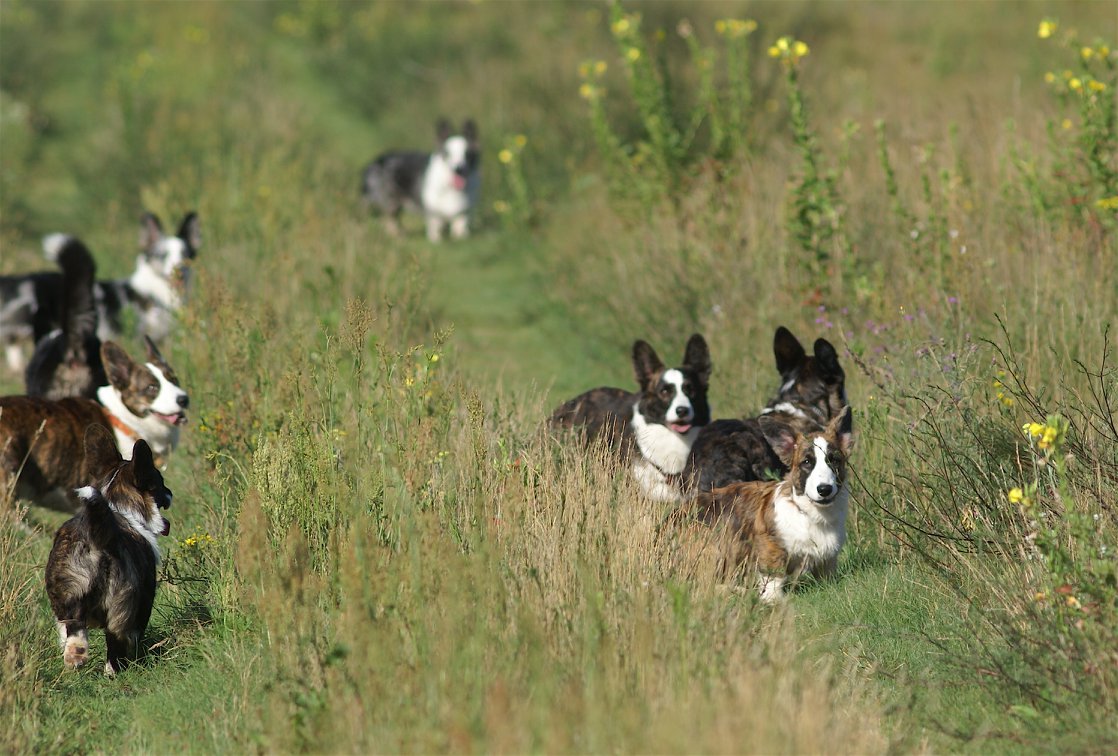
(362, 119, 480, 242)
(550, 334, 711, 502)
(681, 326, 850, 493)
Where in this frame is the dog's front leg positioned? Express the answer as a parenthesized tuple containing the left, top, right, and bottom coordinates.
(425, 215, 445, 242)
(449, 214, 470, 240)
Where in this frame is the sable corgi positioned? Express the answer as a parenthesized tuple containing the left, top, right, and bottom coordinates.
(682, 326, 849, 493)
(362, 118, 480, 242)
(0, 212, 200, 371)
(24, 235, 105, 399)
(0, 339, 188, 512)
(550, 334, 711, 502)
(45, 425, 172, 676)
(670, 407, 852, 602)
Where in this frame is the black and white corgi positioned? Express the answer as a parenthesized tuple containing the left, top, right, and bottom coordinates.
(1, 339, 188, 512)
(0, 212, 200, 371)
(24, 235, 105, 399)
(550, 334, 711, 502)
(362, 118, 480, 242)
(668, 407, 853, 602)
(682, 326, 849, 493)
(45, 425, 173, 676)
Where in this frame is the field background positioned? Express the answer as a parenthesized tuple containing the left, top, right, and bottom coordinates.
(2, 1, 1116, 752)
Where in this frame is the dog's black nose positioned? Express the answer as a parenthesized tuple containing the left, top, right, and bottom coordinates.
(816, 483, 834, 498)
(676, 406, 691, 419)
(454, 165, 468, 177)
(177, 394, 190, 409)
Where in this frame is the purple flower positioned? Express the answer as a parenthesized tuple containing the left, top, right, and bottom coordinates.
(947, 296, 958, 305)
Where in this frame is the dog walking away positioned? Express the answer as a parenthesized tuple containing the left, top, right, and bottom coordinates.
(549, 334, 711, 502)
(0, 339, 188, 511)
(362, 118, 480, 242)
(0, 212, 200, 371)
(24, 235, 105, 399)
(668, 407, 852, 602)
(45, 425, 173, 676)
(682, 326, 850, 493)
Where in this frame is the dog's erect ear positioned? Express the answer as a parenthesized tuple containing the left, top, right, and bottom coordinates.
(759, 416, 799, 467)
(462, 119, 479, 144)
(814, 338, 844, 383)
(101, 341, 136, 391)
(177, 212, 201, 257)
(139, 212, 164, 253)
(826, 406, 854, 455)
(683, 333, 712, 388)
(143, 335, 165, 365)
(83, 424, 122, 481)
(130, 439, 162, 487)
(773, 326, 806, 381)
(435, 118, 452, 144)
(632, 340, 665, 392)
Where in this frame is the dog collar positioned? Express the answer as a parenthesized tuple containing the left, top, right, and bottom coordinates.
(103, 408, 140, 443)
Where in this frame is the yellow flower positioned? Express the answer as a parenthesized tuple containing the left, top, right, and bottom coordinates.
(1024, 422, 1045, 439)
(793, 40, 809, 58)
(578, 61, 591, 78)
(1098, 44, 1111, 57)
(429, 353, 440, 363)
(1069, 77, 1082, 91)
(1088, 79, 1107, 92)
(514, 134, 527, 148)
(498, 149, 513, 164)
(715, 19, 727, 36)
(579, 83, 596, 100)
(492, 200, 510, 214)
(1044, 71, 1056, 83)
(612, 17, 630, 35)
(1062, 118, 1073, 130)
(1062, 69, 1073, 79)
(1037, 19, 1057, 39)
(1096, 196, 1118, 210)
(626, 47, 641, 62)
(1008, 487, 1025, 504)
(767, 45, 780, 58)
(777, 37, 790, 52)
(594, 60, 607, 76)
(1081, 46, 1094, 60)
(1034, 591, 1047, 603)
(1066, 595, 1082, 610)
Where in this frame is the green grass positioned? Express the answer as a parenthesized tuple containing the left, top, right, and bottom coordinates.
(3, 0, 1118, 752)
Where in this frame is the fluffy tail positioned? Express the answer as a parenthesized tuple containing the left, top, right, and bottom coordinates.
(55, 237, 98, 356)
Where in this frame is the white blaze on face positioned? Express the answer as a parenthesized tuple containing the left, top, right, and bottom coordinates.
(146, 364, 188, 417)
(155, 237, 190, 277)
(805, 436, 838, 502)
(661, 369, 694, 431)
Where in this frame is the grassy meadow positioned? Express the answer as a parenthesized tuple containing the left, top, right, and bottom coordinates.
(2, 0, 1117, 751)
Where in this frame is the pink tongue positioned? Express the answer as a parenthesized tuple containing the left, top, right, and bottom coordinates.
(670, 423, 692, 434)
(452, 175, 466, 190)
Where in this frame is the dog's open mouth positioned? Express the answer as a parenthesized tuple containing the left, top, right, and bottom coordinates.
(154, 411, 188, 426)
(669, 423, 692, 434)
(160, 518, 171, 537)
(452, 175, 467, 191)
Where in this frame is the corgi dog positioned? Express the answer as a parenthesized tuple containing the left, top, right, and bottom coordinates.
(682, 326, 850, 493)
(45, 425, 173, 676)
(0, 212, 200, 371)
(549, 334, 711, 502)
(0, 339, 188, 512)
(24, 235, 105, 399)
(669, 407, 853, 602)
(362, 118, 480, 242)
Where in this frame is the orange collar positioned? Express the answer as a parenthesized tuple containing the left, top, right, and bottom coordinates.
(103, 408, 140, 442)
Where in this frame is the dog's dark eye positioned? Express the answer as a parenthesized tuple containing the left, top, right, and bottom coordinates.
(146, 384, 159, 397)
(659, 386, 673, 398)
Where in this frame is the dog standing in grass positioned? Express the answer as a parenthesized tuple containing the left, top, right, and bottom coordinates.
(667, 407, 853, 602)
(45, 426, 173, 676)
(361, 118, 480, 242)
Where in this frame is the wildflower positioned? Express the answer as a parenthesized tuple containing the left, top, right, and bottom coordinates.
(715, 19, 727, 35)
(493, 200, 510, 214)
(1008, 487, 1025, 504)
(404, 376, 415, 387)
(1096, 196, 1118, 210)
(429, 353, 439, 363)
(594, 60, 607, 75)
(1037, 19, 1057, 39)
(1088, 79, 1107, 92)
(579, 83, 596, 100)
(794, 40, 809, 57)
(1034, 591, 1047, 602)
(1081, 46, 1094, 60)
(1062, 118, 1073, 130)
(578, 61, 591, 78)
(1044, 71, 1056, 83)
(1098, 44, 1111, 57)
(514, 134, 527, 148)
(626, 47, 641, 62)
(1023, 421, 1045, 439)
(1066, 595, 1082, 610)
(498, 149, 513, 164)
(1069, 77, 1082, 91)
(612, 16, 630, 35)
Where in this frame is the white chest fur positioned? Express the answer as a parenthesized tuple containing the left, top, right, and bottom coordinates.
(421, 158, 474, 220)
(771, 483, 848, 568)
(628, 403, 699, 501)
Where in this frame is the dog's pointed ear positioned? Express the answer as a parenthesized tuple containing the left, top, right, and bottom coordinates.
(826, 406, 854, 455)
(773, 327, 806, 381)
(435, 118, 452, 144)
(139, 212, 164, 254)
(632, 340, 665, 392)
(101, 341, 135, 391)
(177, 212, 201, 257)
(814, 338, 844, 383)
(143, 335, 164, 364)
(462, 119, 479, 145)
(83, 424, 122, 481)
(683, 333, 711, 388)
(759, 416, 799, 467)
(129, 439, 161, 486)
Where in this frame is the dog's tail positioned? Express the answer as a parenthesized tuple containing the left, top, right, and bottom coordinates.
(25, 237, 104, 398)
